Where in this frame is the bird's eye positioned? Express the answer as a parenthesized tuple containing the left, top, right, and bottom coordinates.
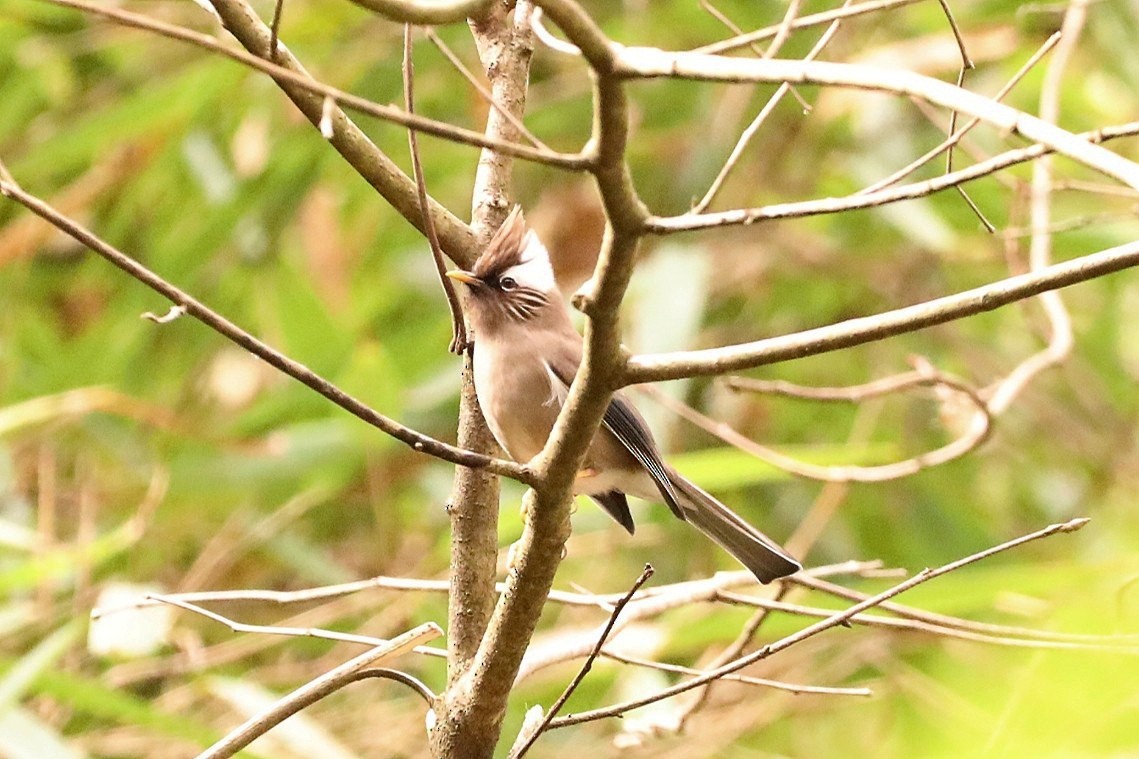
(499, 276, 517, 291)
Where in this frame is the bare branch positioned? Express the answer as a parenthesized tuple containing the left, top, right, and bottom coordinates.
(615, 52, 1139, 190)
(936, 0, 973, 69)
(198, 623, 442, 759)
(601, 650, 872, 697)
(985, 0, 1089, 415)
(674, 584, 791, 730)
(425, 29, 553, 151)
(643, 373, 991, 482)
(549, 518, 1090, 729)
(692, 0, 846, 214)
(0, 169, 530, 482)
(437, 3, 651, 755)
(404, 25, 469, 354)
(145, 593, 435, 653)
(433, 4, 546, 756)
(530, 6, 581, 56)
(648, 121, 1139, 234)
(510, 565, 654, 758)
(791, 573, 1139, 645)
(355, 667, 438, 705)
(694, 0, 942, 55)
(715, 590, 1139, 653)
(857, 31, 1062, 196)
(91, 560, 884, 619)
(625, 239, 1139, 383)
(267, 0, 285, 60)
(36, 0, 582, 175)
(344, 0, 493, 25)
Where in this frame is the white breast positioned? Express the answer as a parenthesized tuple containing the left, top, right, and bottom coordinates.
(472, 328, 563, 463)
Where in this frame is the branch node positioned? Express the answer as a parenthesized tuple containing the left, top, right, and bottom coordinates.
(141, 304, 187, 324)
(319, 95, 336, 139)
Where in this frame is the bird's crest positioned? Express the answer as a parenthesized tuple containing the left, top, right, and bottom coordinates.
(473, 206, 530, 280)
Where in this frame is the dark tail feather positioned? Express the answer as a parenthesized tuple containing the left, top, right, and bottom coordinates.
(590, 491, 635, 535)
(667, 471, 800, 584)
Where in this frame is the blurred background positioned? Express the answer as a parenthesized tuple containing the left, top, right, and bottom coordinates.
(2, 0, 1139, 756)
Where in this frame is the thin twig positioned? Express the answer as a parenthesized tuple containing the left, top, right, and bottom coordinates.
(601, 649, 872, 697)
(549, 518, 1090, 728)
(344, 0, 491, 25)
(530, 6, 580, 56)
(985, 0, 1088, 416)
(510, 565, 654, 758)
(715, 590, 1139, 653)
(614, 51, 1139, 190)
(858, 31, 1061, 196)
(1054, 178, 1139, 198)
(694, 0, 929, 55)
(149, 593, 395, 650)
(999, 208, 1139, 239)
(32, 0, 583, 170)
(625, 238, 1139, 383)
(692, 0, 848, 214)
(196, 623, 442, 759)
(765, 0, 805, 61)
(726, 367, 949, 402)
(92, 561, 880, 625)
(354, 667, 437, 705)
(143, 592, 451, 665)
(404, 25, 468, 354)
(267, 0, 285, 61)
(648, 120, 1139, 234)
(639, 366, 993, 483)
(943, 66, 993, 229)
(675, 586, 790, 730)
(425, 29, 552, 150)
(0, 168, 530, 482)
(790, 573, 1139, 645)
(696, 0, 809, 111)
(937, 0, 974, 69)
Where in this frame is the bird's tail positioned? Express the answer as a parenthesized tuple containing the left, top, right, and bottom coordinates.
(667, 470, 801, 584)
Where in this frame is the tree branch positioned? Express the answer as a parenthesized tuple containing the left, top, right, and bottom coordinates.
(646, 121, 1139, 233)
(0, 171, 530, 481)
(550, 518, 1090, 729)
(614, 52, 1139, 191)
(433, 3, 651, 755)
(197, 623, 442, 759)
(510, 564, 654, 758)
(431, 3, 543, 756)
(625, 239, 1139, 382)
(345, 0, 493, 25)
(37, 0, 580, 174)
(693, 0, 927, 55)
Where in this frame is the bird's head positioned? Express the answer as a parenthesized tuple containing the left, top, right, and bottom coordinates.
(447, 206, 559, 332)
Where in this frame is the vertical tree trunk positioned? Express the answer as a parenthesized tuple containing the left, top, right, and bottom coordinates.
(432, 2, 537, 755)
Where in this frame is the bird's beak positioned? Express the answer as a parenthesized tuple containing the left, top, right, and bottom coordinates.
(445, 270, 480, 287)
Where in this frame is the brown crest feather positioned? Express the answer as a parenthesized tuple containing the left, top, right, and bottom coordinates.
(473, 205, 528, 279)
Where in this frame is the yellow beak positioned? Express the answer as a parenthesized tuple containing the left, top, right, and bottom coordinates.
(445, 270, 480, 286)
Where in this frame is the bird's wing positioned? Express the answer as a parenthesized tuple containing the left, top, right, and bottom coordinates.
(545, 357, 685, 521)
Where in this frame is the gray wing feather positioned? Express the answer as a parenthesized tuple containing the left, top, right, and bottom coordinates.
(545, 358, 685, 521)
(602, 394, 685, 520)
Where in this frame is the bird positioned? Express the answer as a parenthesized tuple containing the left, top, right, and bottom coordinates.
(446, 206, 801, 583)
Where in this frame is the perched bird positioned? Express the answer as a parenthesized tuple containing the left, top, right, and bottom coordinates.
(447, 207, 800, 583)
